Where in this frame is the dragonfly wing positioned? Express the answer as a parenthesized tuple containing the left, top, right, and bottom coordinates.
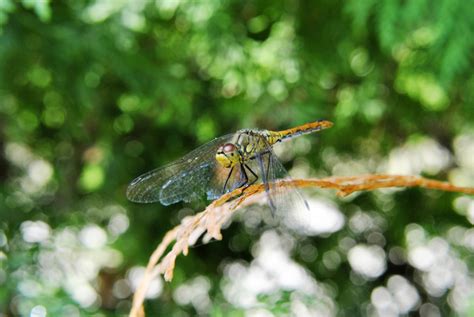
(248, 136, 309, 215)
(267, 149, 310, 213)
(159, 161, 214, 205)
(206, 162, 247, 200)
(126, 166, 172, 203)
(126, 134, 234, 204)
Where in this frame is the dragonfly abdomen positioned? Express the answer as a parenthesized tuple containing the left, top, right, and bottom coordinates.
(273, 119, 333, 142)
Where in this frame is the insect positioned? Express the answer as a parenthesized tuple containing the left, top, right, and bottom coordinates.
(126, 120, 333, 212)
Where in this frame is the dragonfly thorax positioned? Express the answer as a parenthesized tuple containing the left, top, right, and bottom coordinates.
(216, 143, 242, 168)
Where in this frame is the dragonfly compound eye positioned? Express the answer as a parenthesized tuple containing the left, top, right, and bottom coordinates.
(215, 143, 240, 168)
(222, 143, 236, 153)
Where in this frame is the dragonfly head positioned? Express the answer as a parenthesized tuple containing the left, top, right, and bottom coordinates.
(216, 143, 240, 168)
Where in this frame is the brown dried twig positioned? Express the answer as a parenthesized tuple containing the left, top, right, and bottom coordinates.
(129, 174, 474, 317)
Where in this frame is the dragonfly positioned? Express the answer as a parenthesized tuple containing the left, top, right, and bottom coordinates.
(126, 120, 333, 213)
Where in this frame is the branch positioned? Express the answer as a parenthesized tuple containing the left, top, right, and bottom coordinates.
(128, 174, 474, 317)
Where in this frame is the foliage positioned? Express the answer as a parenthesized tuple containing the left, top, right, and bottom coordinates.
(0, 0, 473, 316)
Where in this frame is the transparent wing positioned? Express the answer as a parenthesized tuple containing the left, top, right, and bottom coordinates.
(249, 137, 309, 215)
(267, 149, 310, 214)
(126, 134, 235, 205)
(206, 162, 247, 200)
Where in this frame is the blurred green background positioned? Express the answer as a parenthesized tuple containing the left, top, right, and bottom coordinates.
(1, 0, 474, 316)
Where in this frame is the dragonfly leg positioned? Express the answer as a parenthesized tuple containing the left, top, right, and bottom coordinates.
(222, 166, 235, 194)
(265, 152, 271, 181)
(221, 165, 250, 197)
(257, 154, 276, 215)
(239, 163, 261, 188)
(236, 163, 249, 188)
(238, 162, 261, 187)
(238, 163, 259, 197)
(244, 163, 258, 186)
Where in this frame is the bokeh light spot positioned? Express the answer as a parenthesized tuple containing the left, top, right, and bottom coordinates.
(124, 140, 144, 157)
(21, 221, 51, 243)
(156, 0, 180, 20)
(42, 104, 66, 128)
(28, 65, 51, 87)
(395, 73, 449, 110)
(118, 94, 141, 112)
(350, 47, 373, 76)
(128, 266, 163, 299)
(348, 244, 386, 279)
(79, 164, 105, 192)
(30, 305, 47, 317)
(113, 114, 134, 134)
(79, 224, 107, 249)
(247, 15, 270, 34)
(18, 110, 39, 132)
